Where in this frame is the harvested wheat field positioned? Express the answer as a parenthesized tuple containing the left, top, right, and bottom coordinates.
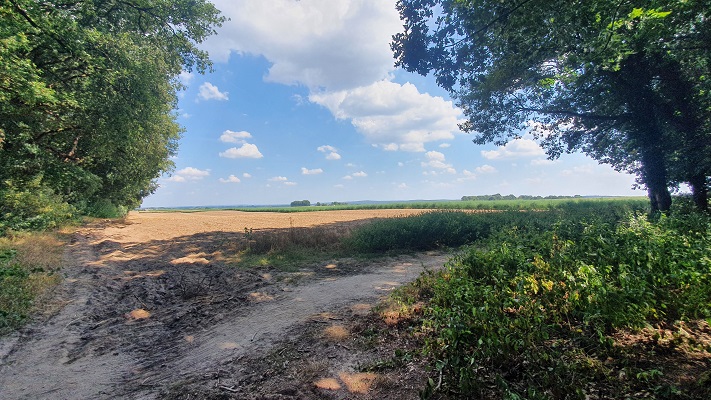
(0, 209, 448, 400)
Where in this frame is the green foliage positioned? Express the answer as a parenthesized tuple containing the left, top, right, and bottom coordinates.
(0, 0, 224, 231)
(344, 200, 647, 253)
(290, 200, 311, 207)
(86, 199, 128, 219)
(393, 0, 711, 212)
(411, 208, 711, 398)
(0, 248, 31, 333)
(0, 179, 77, 233)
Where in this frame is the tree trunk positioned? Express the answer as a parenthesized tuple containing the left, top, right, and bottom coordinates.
(688, 175, 709, 212)
(640, 144, 672, 213)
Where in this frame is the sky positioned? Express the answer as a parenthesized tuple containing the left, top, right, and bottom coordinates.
(140, 0, 644, 208)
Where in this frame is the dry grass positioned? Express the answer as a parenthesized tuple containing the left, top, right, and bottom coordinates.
(0, 232, 66, 333)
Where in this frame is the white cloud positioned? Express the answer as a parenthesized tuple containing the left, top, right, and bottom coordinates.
(219, 175, 241, 183)
(301, 167, 323, 175)
(168, 167, 210, 182)
(219, 143, 264, 159)
(220, 130, 252, 143)
(318, 145, 342, 160)
(342, 175, 353, 180)
(456, 169, 477, 182)
(310, 81, 462, 152)
(269, 176, 289, 182)
(531, 158, 558, 166)
(203, 1, 401, 91)
(475, 165, 497, 174)
(198, 82, 229, 101)
(318, 145, 337, 153)
(421, 151, 456, 174)
(178, 71, 194, 85)
(481, 138, 545, 160)
(352, 171, 368, 177)
(316, 145, 341, 160)
(243, 173, 252, 178)
(439, 143, 451, 148)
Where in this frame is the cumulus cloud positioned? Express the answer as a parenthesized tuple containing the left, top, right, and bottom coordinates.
(219, 175, 241, 183)
(201, 2, 462, 154)
(421, 151, 456, 174)
(456, 169, 477, 182)
(318, 145, 341, 160)
(475, 165, 497, 174)
(220, 130, 252, 143)
(168, 167, 210, 182)
(178, 71, 194, 85)
(269, 176, 289, 182)
(219, 143, 264, 159)
(243, 173, 252, 178)
(203, 1, 400, 90)
(198, 82, 229, 101)
(352, 171, 368, 177)
(301, 167, 323, 175)
(310, 81, 462, 152)
(481, 138, 545, 160)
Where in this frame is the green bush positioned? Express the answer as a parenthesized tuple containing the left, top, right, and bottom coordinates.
(86, 198, 128, 218)
(343, 200, 647, 254)
(417, 210, 711, 398)
(0, 179, 77, 234)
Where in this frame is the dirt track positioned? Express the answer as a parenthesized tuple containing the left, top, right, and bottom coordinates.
(0, 210, 448, 399)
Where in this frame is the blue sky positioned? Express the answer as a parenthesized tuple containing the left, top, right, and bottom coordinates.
(141, 0, 643, 208)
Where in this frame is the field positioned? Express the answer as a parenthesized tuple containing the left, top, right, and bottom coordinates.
(0, 208, 449, 399)
(1, 200, 710, 399)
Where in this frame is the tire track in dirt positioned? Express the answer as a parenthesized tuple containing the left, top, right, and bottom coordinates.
(134, 254, 448, 395)
(0, 214, 449, 400)
(0, 231, 136, 399)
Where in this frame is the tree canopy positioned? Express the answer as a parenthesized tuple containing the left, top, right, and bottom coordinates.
(392, 0, 711, 212)
(0, 0, 224, 230)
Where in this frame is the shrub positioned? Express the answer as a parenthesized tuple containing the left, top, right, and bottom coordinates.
(0, 179, 77, 234)
(416, 210, 711, 398)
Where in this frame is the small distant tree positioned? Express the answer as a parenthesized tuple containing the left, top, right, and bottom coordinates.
(290, 200, 311, 207)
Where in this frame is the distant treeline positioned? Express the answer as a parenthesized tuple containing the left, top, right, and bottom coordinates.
(461, 194, 583, 201)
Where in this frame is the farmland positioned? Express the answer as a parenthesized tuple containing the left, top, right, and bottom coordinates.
(1, 199, 710, 399)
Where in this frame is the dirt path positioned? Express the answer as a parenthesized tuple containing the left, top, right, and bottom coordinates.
(0, 211, 448, 399)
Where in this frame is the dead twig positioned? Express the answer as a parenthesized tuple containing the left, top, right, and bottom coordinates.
(219, 385, 239, 393)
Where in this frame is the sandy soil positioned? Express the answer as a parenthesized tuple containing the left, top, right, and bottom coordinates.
(0, 210, 448, 399)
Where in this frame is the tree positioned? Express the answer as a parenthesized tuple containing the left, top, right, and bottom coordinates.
(290, 200, 311, 207)
(392, 0, 710, 212)
(0, 0, 224, 224)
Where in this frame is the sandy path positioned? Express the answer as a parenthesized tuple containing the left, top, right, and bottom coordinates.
(0, 210, 447, 399)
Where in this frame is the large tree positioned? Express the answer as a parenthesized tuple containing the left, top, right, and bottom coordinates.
(392, 0, 711, 212)
(0, 0, 223, 222)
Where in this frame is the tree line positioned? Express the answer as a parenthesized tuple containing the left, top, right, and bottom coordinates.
(1, 0, 224, 231)
(392, 0, 710, 212)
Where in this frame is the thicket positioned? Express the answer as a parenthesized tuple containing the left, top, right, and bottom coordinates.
(381, 202, 711, 399)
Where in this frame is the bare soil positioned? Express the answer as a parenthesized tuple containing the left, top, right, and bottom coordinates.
(0, 210, 446, 399)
